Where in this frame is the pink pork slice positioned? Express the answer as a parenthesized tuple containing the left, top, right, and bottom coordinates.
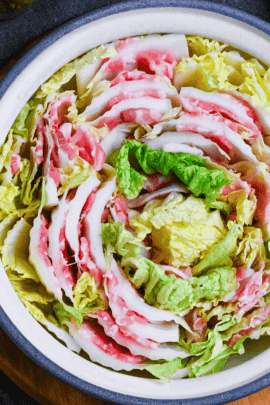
(39, 126, 59, 208)
(89, 310, 190, 361)
(107, 259, 191, 330)
(65, 180, 104, 285)
(82, 77, 178, 121)
(143, 173, 176, 192)
(93, 97, 172, 130)
(90, 309, 159, 350)
(110, 69, 158, 86)
(33, 117, 45, 165)
(78, 237, 103, 285)
(69, 318, 147, 371)
(102, 34, 188, 81)
(76, 186, 104, 285)
(107, 196, 129, 225)
(179, 87, 261, 139)
(100, 123, 133, 156)
(47, 191, 77, 301)
(243, 167, 270, 224)
(104, 268, 181, 344)
(127, 185, 187, 209)
(48, 162, 61, 188)
(41, 126, 60, 208)
(65, 174, 101, 262)
(185, 308, 207, 343)
(71, 124, 106, 171)
(221, 178, 252, 196)
(29, 214, 62, 300)
(10, 154, 21, 175)
(145, 131, 231, 162)
(44, 93, 77, 168)
(231, 271, 266, 319)
(84, 177, 116, 272)
(228, 305, 270, 348)
(145, 116, 241, 161)
(176, 113, 259, 163)
(227, 161, 270, 224)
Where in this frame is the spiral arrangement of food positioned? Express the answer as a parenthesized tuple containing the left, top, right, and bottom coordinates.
(2, 34, 270, 381)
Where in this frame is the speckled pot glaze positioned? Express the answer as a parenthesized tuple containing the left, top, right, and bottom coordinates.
(1, 2, 270, 404)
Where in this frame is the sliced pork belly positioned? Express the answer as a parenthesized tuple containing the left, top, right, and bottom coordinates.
(221, 177, 252, 196)
(44, 175, 60, 208)
(185, 308, 207, 343)
(107, 196, 129, 226)
(250, 304, 270, 329)
(83, 78, 179, 121)
(29, 213, 62, 300)
(117, 34, 189, 61)
(227, 161, 270, 226)
(149, 118, 183, 136)
(71, 124, 106, 170)
(42, 93, 106, 173)
(65, 174, 101, 262)
(98, 34, 188, 82)
(227, 305, 270, 348)
(108, 259, 191, 331)
(163, 143, 204, 155)
(9, 153, 21, 177)
(176, 114, 259, 163)
(42, 127, 59, 208)
(142, 173, 178, 192)
(225, 90, 270, 135)
(231, 271, 266, 319)
(42, 126, 54, 176)
(44, 92, 76, 129)
(149, 110, 241, 141)
(65, 177, 104, 285)
(220, 90, 270, 164)
(244, 170, 270, 225)
(69, 318, 147, 371)
(78, 236, 103, 285)
(48, 190, 76, 301)
(30, 116, 55, 206)
(90, 97, 172, 129)
(84, 177, 116, 272)
(6, 150, 23, 183)
(89, 309, 158, 350)
(179, 87, 261, 138)
(104, 266, 179, 343)
(89, 310, 189, 361)
(127, 185, 187, 209)
(145, 131, 230, 161)
(100, 123, 133, 156)
(43, 93, 77, 168)
(110, 69, 158, 86)
(33, 116, 45, 166)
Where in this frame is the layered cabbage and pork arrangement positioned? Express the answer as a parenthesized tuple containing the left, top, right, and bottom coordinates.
(2, 34, 270, 380)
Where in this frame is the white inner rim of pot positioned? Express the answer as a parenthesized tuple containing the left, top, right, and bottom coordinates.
(1, 7, 270, 400)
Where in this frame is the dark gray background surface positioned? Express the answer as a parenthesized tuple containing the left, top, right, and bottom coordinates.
(0, 0, 270, 66)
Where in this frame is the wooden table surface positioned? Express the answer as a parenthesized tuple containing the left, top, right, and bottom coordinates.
(1, 30, 270, 405)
